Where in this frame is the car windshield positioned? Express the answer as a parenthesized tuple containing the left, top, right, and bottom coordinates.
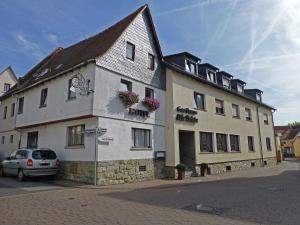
(32, 150, 57, 160)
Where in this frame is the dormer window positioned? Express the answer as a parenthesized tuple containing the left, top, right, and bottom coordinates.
(256, 93, 261, 101)
(185, 60, 196, 74)
(237, 84, 244, 94)
(222, 77, 230, 89)
(207, 70, 216, 83)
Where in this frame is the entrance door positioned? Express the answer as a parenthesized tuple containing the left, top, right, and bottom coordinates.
(27, 131, 38, 148)
(178, 131, 196, 171)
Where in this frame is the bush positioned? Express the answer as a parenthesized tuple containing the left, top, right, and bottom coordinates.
(176, 163, 186, 171)
(142, 97, 160, 111)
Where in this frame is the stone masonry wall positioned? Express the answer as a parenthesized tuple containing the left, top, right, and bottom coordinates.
(59, 159, 166, 185)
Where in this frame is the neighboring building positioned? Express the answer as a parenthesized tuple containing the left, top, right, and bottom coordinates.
(164, 52, 277, 176)
(274, 126, 300, 157)
(0, 5, 166, 184)
(0, 66, 17, 97)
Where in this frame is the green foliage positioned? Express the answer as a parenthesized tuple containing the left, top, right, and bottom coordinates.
(176, 163, 186, 171)
(288, 121, 300, 129)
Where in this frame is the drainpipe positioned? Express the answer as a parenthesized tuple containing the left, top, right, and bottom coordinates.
(12, 94, 22, 148)
(256, 105, 264, 167)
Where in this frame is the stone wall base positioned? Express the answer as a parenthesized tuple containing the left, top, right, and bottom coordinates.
(59, 159, 166, 185)
(199, 157, 277, 175)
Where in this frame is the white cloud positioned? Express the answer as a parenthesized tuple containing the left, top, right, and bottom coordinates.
(14, 33, 44, 60)
(45, 34, 58, 44)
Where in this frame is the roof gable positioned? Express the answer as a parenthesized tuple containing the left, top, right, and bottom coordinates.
(1, 4, 160, 100)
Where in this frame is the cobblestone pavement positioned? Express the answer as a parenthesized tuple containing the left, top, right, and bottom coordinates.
(0, 159, 299, 225)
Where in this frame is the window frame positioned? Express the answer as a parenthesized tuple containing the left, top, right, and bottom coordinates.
(230, 134, 240, 152)
(232, 104, 240, 118)
(10, 103, 15, 117)
(68, 79, 76, 100)
(3, 83, 11, 92)
(18, 97, 24, 114)
(132, 128, 151, 148)
(200, 132, 213, 153)
(120, 79, 132, 92)
(3, 106, 7, 119)
(222, 77, 231, 89)
(248, 136, 255, 152)
(1, 136, 4, 144)
(145, 87, 154, 98)
(215, 99, 225, 115)
(10, 135, 14, 143)
(27, 131, 39, 148)
(216, 133, 228, 152)
(125, 42, 135, 61)
(237, 84, 244, 94)
(266, 137, 272, 151)
(148, 53, 155, 70)
(67, 125, 85, 147)
(207, 70, 216, 83)
(194, 92, 205, 110)
(264, 113, 269, 125)
(245, 108, 252, 121)
(39, 88, 48, 108)
(186, 60, 197, 74)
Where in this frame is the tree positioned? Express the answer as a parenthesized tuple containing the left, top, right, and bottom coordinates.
(288, 121, 300, 129)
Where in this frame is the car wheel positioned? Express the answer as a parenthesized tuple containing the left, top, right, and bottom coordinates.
(17, 169, 25, 182)
(0, 167, 5, 177)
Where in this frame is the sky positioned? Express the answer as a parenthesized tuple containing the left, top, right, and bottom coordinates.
(0, 0, 300, 125)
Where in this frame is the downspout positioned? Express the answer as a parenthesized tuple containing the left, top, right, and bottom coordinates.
(271, 109, 278, 162)
(12, 93, 22, 149)
(256, 105, 264, 167)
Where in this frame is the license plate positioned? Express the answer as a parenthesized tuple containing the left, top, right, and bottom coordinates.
(40, 163, 50, 166)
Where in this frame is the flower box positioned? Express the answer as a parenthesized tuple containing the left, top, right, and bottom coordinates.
(118, 91, 139, 107)
(142, 97, 160, 111)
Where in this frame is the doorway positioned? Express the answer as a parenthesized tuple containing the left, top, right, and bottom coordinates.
(178, 131, 196, 171)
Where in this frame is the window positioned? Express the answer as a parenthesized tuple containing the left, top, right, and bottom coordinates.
(207, 71, 216, 83)
(215, 99, 224, 115)
(3, 83, 11, 92)
(222, 77, 230, 89)
(256, 93, 261, 101)
(230, 135, 240, 152)
(120, 79, 132, 92)
(15, 150, 28, 159)
(264, 113, 269, 125)
(18, 97, 24, 114)
(200, 132, 213, 152)
(67, 125, 85, 146)
(132, 128, 151, 148)
(10, 103, 15, 117)
(148, 53, 155, 70)
(248, 136, 255, 151)
(40, 88, 48, 107)
(10, 135, 13, 143)
(68, 79, 76, 99)
(126, 42, 135, 61)
(27, 131, 38, 148)
(266, 137, 272, 150)
(216, 133, 227, 152)
(232, 104, 240, 118)
(186, 60, 196, 74)
(1, 136, 4, 144)
(194, 92, 205, 110)
(3, 106, 7, 119)
(145, 87, 154, 98)
(237, 84, 243, 94)
(245, 108, 252, 121)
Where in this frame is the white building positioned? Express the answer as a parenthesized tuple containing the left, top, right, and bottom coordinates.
(0, 5, 166, 184)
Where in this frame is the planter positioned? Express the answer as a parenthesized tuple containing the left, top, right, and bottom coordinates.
(200, 163, 208, 177)
(176, 163, 186, 180)
(118, 91, 139, 107)
(177, 170, 185, 180)
(142, 97, 160, 111)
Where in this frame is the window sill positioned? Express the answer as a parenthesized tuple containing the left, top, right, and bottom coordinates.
(215, 113, 226, 116)
(130, 147, 152, 151)
(39, 105, 47, 108)
(66, 97, 76, 102)
(232, 116, 240, 119)
(65, 145, 85, 149)
(194, 108, 207, 112)
(199, 151, 214, 154)
(248, 151, 256, 153)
